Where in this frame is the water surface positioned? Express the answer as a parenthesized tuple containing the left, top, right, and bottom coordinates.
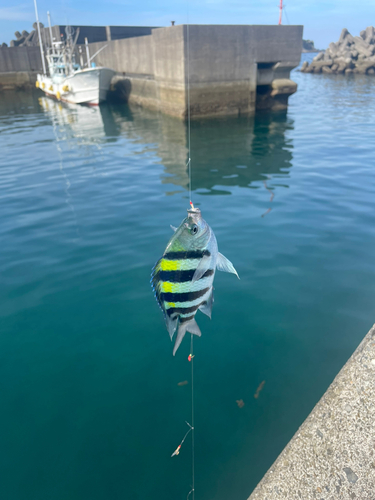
(1, 59, 375, 499)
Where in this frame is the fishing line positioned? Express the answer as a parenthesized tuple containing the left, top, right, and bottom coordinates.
(171, 337, 195, 500)
(186, 12, 192, 203)
(190, 333, 195, 500)
(186, 12, 195, 500)
(172, 8, 195, 500)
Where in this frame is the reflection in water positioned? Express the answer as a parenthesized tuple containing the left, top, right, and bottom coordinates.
(111, 107, 294, 199)
(261, 177, 275, 218)
(38, 97, 118, 145)
(184, 114, 294, 195)
(36, 97, 294, 207)
(0, 89, 42, 116)
(39, 98, 86, 237)
(107, 105, 295, 199)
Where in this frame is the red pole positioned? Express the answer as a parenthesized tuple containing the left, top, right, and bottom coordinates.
(278, 0, 283, 25)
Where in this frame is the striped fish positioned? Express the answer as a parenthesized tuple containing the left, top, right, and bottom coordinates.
(151, 205, 239, 355)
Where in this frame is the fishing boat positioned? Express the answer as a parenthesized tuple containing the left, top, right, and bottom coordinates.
(35, 8, 115, 105)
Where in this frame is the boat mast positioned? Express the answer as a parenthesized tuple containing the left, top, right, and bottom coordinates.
(33, 0, 46, 74)
(278, 0, 283, 25)
(47, 11, 54, 53)
(85, 37, 90, 67)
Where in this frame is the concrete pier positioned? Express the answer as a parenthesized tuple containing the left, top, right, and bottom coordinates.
(247, 324, 375, 499)
(0, 24, 303, 117)
(86, 25, 303, 118)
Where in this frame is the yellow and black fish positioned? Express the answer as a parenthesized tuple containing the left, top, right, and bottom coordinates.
(151, 204, 238, 355)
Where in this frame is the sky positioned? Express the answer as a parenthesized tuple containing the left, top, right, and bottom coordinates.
(1, 0, 375, 49)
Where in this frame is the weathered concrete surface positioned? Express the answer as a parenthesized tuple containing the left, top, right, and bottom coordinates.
(85, 35, 155, 75)
(0, 71, 38, 90)
(250, 25, 303, 63)
(152, 25, 187, 117)
(110, 74, 158, 111)
(107, 25, 302, 118)
(0, 46, 42, 73)
(248, 324, 375, 500)
(183, 25, 257, 118)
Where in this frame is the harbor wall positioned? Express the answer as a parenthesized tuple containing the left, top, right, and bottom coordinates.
(83, 35, 155, 75)
(57, 25, 159, 44)
(85, 25, 303, 118)
(182, 25, 257, 117)
(0, 46, 42, 89)
(247, 324, 375, 499)
(0, 46, 42, 73)
(0, 24, 303, 117)
(81, 34, 159, 111)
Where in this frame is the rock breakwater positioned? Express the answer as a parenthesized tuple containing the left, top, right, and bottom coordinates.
(301, 26, 375, 75)
(0, 23, 44, 48)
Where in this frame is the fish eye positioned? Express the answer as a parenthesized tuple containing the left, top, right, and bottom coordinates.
(191, 225, 198, 235)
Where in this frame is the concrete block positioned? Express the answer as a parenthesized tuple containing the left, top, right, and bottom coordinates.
(248, 324, 375, 500)
(270, 78, 297, 96)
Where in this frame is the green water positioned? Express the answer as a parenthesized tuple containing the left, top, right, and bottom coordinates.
(1, 62, 375, 499)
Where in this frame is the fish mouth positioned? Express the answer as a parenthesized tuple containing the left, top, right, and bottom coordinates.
(187, 204, 202, 222)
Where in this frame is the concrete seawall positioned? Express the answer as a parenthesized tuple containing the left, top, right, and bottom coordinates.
(85, 25, 303, 118)
(0, 46, 41, 89)
(248, 324, 375, 499)
(0, 24, 303, 118)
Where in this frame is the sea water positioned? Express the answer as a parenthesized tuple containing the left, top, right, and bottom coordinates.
(1, 55, 375, 499)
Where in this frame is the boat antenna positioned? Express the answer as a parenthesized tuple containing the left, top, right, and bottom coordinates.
(47, 11, 54, 52)
(33, 0, 46, 75)
(278, 0, 283, 25)
(85, 38, 90, 68)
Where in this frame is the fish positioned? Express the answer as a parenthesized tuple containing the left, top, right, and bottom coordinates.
(151, 203, 239, 355)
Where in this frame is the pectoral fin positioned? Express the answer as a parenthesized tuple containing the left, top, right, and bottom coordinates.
(192, 254, 210, 282)
(170, 225, 177, 232)
(199, 287, 214, 319)
(216, 252, 239, 279)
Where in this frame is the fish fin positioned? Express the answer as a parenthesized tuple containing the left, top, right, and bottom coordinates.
(192, 254, 210, 282)
(199, 287, 214, 319)
(216, 252, 239, 279)
(173, 319, 201, 356)
(170, 225, 177, 232)
(166, 314, 178, 340)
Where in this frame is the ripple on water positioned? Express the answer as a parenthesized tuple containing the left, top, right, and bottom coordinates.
(0, 74, 375, 500)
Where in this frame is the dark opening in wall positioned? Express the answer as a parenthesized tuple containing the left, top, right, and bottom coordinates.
(257, 62, 275, 70)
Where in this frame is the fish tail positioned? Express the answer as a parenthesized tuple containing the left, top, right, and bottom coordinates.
(173, 318, 201, 356)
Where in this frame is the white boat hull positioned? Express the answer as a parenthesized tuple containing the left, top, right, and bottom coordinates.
(37, 68, 115, 106)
